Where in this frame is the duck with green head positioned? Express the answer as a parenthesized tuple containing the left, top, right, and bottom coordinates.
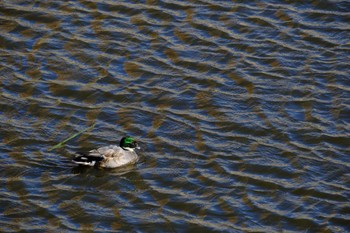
(72, 136, 140, 168)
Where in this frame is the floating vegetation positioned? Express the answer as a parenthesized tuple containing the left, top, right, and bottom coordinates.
(48, 123, 95, 151)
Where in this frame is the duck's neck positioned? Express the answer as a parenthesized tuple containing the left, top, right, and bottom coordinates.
(122, 147, 134, 152)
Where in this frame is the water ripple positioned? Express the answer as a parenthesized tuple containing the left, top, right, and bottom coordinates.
(1, 0, 349, 232)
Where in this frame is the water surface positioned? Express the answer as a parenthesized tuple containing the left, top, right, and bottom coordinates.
(0, 0, 349, 232)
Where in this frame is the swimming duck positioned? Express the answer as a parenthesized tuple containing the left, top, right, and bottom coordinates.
(72, 136, 140, 168)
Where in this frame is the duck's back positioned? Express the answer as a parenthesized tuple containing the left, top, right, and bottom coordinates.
(95, 145, 138, 168)
(89, 145, 123, 157)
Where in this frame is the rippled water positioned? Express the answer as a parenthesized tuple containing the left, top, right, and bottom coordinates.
(1, 0, 349, 232)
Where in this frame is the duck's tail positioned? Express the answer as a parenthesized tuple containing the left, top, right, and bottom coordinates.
(72, 152, 104, 166)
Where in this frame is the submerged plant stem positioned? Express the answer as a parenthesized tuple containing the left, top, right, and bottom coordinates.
(48, 123, 95, 151)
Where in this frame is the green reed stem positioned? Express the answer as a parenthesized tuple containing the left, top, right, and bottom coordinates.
(48, 123, 96, 151)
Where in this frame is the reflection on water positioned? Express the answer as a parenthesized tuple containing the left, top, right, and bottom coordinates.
(0, 0, 349, 232)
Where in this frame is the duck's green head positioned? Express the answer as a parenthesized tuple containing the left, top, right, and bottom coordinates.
(120, 136, 140, 151)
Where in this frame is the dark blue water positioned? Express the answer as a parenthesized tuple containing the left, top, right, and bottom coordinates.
(0, 0, 349, 232)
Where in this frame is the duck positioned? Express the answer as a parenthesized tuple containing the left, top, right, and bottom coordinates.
(72, 136, 140, 168)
